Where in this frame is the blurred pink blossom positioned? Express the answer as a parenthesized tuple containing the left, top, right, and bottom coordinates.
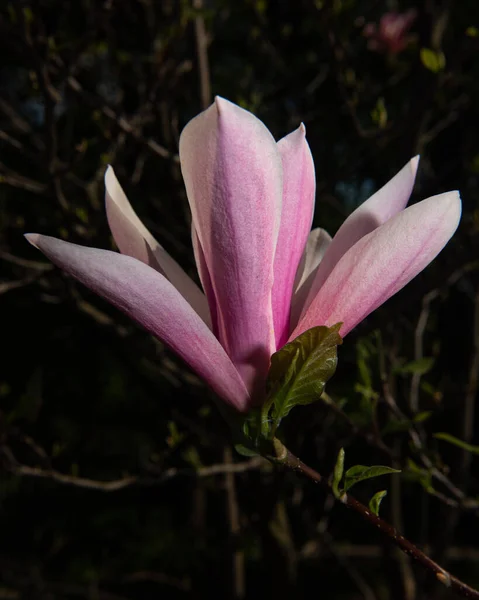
(26, 98, 460, 413)
(364, 9, 417, 55)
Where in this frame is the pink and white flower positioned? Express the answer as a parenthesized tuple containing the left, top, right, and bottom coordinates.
(364, 10, 417, 55)
(26, 98, 461, 413)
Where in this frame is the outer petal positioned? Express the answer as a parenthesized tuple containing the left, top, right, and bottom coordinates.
(179, 97, 283, 395)
(300, 157, 419, 319)
(191, 226, 219, 337)
(25, 234, 251, 412)
(291, 191, 461, 340)
(290, 227, 332, 329)
(272, 125, 315, 348)
(105, 167, 211, 327)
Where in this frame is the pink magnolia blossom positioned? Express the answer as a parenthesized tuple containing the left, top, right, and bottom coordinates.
(26, 98, 461, 413)
(364, 10, 417, 55)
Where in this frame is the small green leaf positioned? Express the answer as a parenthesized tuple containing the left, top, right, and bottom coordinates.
(371, 97, 388, 129)
(266, 324, 342, 434)
(332, 447, 345, 499)
(369, 490, 387, 516)
(343, 465, 401, 492)
(381, 417, 411, 435)
(434, 432, 479, 455)
(23, 7, 34, 24)
(354, 383, 379, 401)
(182, 446, 202, 468)
(235, 444, 260, 458)
(394, 357, 435, 375)
(383, 411, 432, 435)
(356, 339, 374, 388)
(405, 459, 434, 493)
(166, 421, 185, 448)
(414, 410, 432, 423)
(420, 48, 446, 73)
(420, 381, 442, 401)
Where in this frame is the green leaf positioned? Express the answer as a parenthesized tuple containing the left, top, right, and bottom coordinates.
(23, 7, 34, 24)
(356, 339, 374, 388)
(420, 381, 443, 402)
(332, 448, 345, 499)
(382, 411, 432, 436)
(414, 411, 432, 423)
(434, 433, 479, 455)
(166, 421, 185, 449)
(371, 97, 388, 129)
(354, 383, 379, 401)
(394, 357, 435, 375)
(235, 444, 260, 458)
(266, 324, 342, 435)
(182, 446, 202, 468)
(420, 48, 446, 73)
(405, 459, 434, 493)
(343, 465, 401, 492)
(369, 490, 387, 516)
(381, 417, 411, 435)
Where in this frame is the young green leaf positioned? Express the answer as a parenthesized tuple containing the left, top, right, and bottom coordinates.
(420, 48, 446, 72)
(394, 357, 434, 375)
(405, 459, 434, 493)
(434, 432, 479, 455)
(413, 411, 432, 424)
(343, 465, 401, 492)
(332, 447, 345, 499)
(369, 490, 387, 516)
(235, 444, 260, 458)
(382, 411, 432, 436)
(266, 324, 342, 434)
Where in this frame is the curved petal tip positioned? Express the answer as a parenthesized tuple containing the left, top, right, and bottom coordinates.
(410, 154, 420, 174)
(24, 233, 40, 248)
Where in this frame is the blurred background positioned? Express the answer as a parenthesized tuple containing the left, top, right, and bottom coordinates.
(1, 1, 479, 598)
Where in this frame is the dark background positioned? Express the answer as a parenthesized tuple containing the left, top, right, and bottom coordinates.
(1, 1, 479, 599)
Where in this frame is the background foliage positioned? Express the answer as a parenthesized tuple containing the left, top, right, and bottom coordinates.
(1, 0, 479, 598)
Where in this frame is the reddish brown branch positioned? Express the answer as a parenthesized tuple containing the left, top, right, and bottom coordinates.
(277, 443, 479, 600)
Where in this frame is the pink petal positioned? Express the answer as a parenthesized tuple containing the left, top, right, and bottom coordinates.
(191, 226, 219, 337)
(179, 97, 283, 395)
(291, 191, 461, 339)
(290, 227, 332, 329)
(105, 167, 211, 327)
(25, 234, 251, 412)
(272, 125, 315, 348)
(300, 156, 419, 319)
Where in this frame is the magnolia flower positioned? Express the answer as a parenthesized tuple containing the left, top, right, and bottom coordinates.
(364, 9, 417, 55)
(26, 98, 461, 413)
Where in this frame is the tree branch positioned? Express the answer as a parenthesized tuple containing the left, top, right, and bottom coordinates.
(3, 450, 265, 492)
(275, 442, 479, 600)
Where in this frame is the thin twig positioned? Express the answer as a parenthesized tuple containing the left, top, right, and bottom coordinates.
(65, 75, 178, 162)
(0, 161, 47, 194)
(3, 451, 265, 491)
(193, 0, 211, 110)
(410, 288, 438, 413)
(322, 531, 379, 600)
(377, 335, 475, 507)
(389, 442, 417, 600)
(224, 445, 245, 599)
(462, 289, 479, 480)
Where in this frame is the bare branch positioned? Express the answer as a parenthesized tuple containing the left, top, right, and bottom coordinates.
(3, 450, 266, 492)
